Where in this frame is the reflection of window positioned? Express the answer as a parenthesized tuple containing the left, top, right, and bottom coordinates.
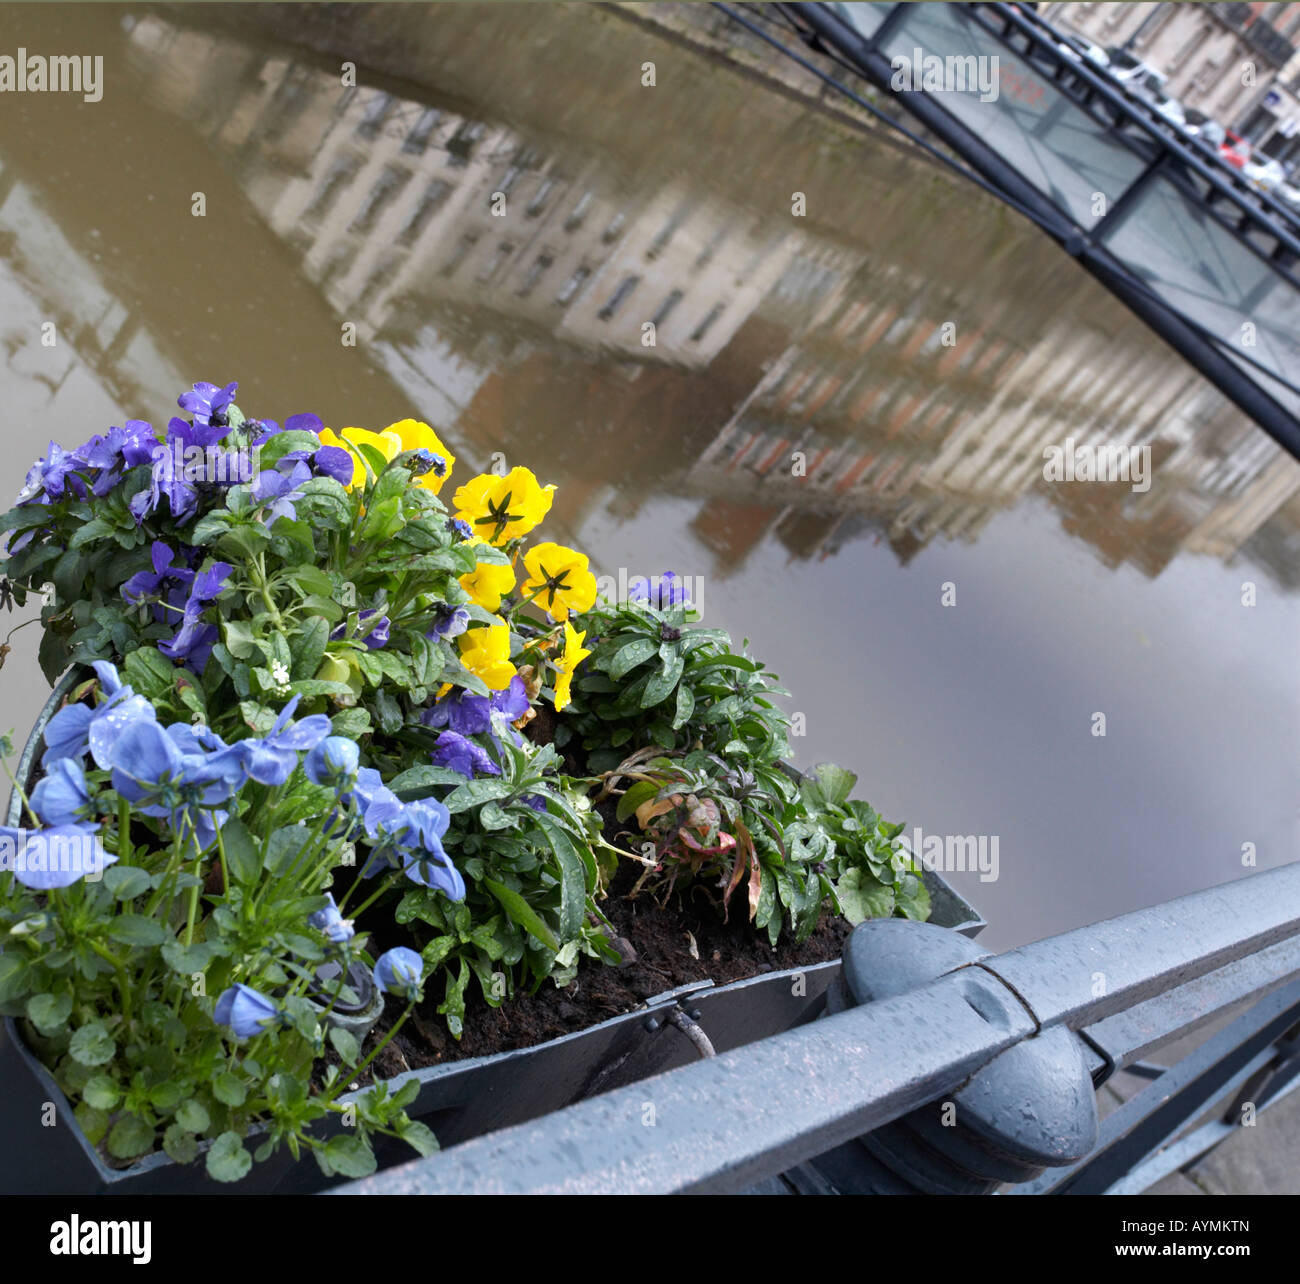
(689, 303, 725, 342)
(403, 107, 443, 154)
(598, 275, 641, 321)
(526, 180, 555, 218)
(564, 193, 592, 231)
(258, 65, 314, 144)
(647, 202, 690, 259)
(349, 167, 411, 234)
(440, 233, 480, 278)
(399, 179, 452, 244)
(517, 253, 553, 297)
(476, 242, 516, 284)
(355, 92, 394, 139)
(555, 265, 591, 306)
(651, 290, 684, 327)
(695, 226, 727, 268)
(304, 156, 362, 222)
(445, 120, 486, 166)
(358, 254, 401, 310)
(319, 244, 356, 288)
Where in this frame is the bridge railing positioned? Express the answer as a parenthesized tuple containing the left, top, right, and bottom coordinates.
(330, 862, 1300, 1195)
(762, 2, 1300, 454)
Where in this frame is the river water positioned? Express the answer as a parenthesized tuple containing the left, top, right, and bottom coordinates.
(0, 3, 1295, 948)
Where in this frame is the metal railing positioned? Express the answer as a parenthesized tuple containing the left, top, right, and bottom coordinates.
(331, 862, 1300, 1194)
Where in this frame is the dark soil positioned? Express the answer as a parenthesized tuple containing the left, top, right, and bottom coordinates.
(355, 850, 850, 1082)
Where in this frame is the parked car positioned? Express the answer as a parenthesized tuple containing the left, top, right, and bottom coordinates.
(1057, 33, 1109, 68)
(1219, 130, 1253, 170)
(1105, 47, 1166, 95)
(1244, 156, 1287, 192)
(1277, 182, 1300, 213)
(1183, 111, 1226, 149)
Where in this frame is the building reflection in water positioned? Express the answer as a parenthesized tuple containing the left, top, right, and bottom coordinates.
(110, 11, 1300, 592)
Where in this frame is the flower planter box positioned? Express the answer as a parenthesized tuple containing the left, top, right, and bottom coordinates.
(1, 672, 982, 1195)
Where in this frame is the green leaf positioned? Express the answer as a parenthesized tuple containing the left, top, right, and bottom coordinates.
(82, 1074, 120, 1111)
(68, 517, 115, 550)
(160, 940, 228, 974)
(222, 817, 262, 885)
(290, 614, 330, 681)
(836, 867, 895, 925)
(389, 764, 465, 795)
(323, 1134, 377, 1179)
(206, 1131, 253, 1183)
(213, 1071, 248, 1107)
(805, 763, 857, 810)
(537, 818, 588, 942)
(672, 681, 695, 731)
(397, 1119, 440, 1157)
(223, 620, 261, 661)
(104, 865, 151, 901)
(106, 1114, 156, 1161)
(68, 1022, 116, 1067)
(26, 992, 71, 1031)
(328, 1027, 360, 1066)
(266, 825, 310, 877)
(149, 1080, 187, 1111)
(483, 878, 559, 952)
(260, 429, 324, 467)
(176, 1100, 210, 1134)
(163, 1124, 199, 1166)
(640, 650, 684, 708)
(107, 915, 168, 947)
(616, 780, 660, 823)
(608, 637, 657, 679)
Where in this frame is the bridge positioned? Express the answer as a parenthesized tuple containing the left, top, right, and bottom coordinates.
(715, 2, 1300, 459)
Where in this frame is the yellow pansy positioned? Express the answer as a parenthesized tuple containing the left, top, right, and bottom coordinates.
(458, 618, 517, 691)
(453, 467, 555, 546)
(521, 542, 597, 622)
(552, 620, 592, 712)
(317, 426, 403, 491)
(384, 418, 456, 495)
(459, 536, 517, 613)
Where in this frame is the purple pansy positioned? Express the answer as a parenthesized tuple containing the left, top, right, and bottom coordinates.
(236, 693, 331, 786)
(629, 571, 691, 609)
(158, 561, 231, 671)
(251, 459, 311, 527)
(331, 608, 390, 651)
(213, 983, 281, 1038)
(178, 380, 238, 433)
(430, 730, 500, 779)
(426, 602, 470, 641)
(106, 719, 246, 850)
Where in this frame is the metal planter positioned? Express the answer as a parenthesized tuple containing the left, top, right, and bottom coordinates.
(0, 671, 982, 1194)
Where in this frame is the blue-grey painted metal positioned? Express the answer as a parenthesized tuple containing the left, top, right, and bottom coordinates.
(767, 2, 1300, 453)
(1010, 978, 1300, 1194)
(331, 863, 1300, 1194)
(811, 921, 1098, 1193)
